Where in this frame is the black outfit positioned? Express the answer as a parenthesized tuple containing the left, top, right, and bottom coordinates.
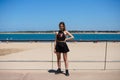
(55, 30, 69, 53)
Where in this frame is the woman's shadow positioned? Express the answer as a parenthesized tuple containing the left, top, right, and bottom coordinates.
(48, 69, 64, 75)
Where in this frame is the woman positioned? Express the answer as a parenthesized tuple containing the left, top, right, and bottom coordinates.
(54, 22, 74, 76)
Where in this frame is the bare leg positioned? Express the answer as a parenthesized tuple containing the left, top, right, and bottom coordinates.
(63, 53, 68, 69)
(63, 53, 69, 76)
(56, 52, 61, 69)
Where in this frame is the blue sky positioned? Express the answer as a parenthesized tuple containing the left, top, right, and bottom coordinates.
(0, 0, 120, 31)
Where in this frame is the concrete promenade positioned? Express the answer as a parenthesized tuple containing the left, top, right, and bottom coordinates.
(0, 70, 120, 80)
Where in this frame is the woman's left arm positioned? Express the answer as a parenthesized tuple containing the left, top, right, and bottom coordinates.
(65, 31, 74, 41)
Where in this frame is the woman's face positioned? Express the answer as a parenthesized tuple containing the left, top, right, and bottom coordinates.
(59, 24, 64, 31)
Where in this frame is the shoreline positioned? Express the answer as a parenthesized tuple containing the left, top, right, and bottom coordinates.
(0, 33, 120, 34)
(0, 39, 119, 42)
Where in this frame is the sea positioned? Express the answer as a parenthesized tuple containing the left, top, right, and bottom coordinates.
(0, 33, 120, 41)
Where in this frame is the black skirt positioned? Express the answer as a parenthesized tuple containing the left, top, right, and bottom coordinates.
(55, 42, 69, 53)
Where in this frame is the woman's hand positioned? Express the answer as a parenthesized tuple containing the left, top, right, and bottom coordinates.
(65, 38, 68, 41)
(65, 31, 74, 41)
(54, 49, 56, 54)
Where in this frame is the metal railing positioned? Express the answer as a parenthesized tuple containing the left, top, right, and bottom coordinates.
(0, 41, 120, 70)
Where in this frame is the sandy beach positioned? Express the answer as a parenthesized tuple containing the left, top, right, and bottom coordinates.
(0, 42, 120, 70)
(0, 42, 41, 56)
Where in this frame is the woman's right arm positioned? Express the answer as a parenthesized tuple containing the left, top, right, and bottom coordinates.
(54, 32, 57, 53)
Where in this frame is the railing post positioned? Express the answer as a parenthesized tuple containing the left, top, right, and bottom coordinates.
(104, 41, 108, 70)
(51, 42, 53, 69)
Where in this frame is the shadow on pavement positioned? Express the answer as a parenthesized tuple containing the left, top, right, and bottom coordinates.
(48, 69, 65, 75)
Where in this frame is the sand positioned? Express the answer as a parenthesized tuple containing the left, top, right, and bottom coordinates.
(0, 42, 42, 56)
(0, 48, 25, 56)
(0, 42, 120, 70)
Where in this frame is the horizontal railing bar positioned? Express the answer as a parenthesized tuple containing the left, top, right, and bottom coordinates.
(0, 69, 120, 70)
(0, 60, 120, 62)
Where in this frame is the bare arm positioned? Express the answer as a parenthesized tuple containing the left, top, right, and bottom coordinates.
(54, 32, 57, 49)
(65, 31, 74, 41)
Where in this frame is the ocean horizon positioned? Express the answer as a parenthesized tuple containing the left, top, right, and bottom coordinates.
(0, 33, 120, 41)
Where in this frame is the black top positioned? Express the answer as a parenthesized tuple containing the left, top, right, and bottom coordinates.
(57, 30, 66, 41)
